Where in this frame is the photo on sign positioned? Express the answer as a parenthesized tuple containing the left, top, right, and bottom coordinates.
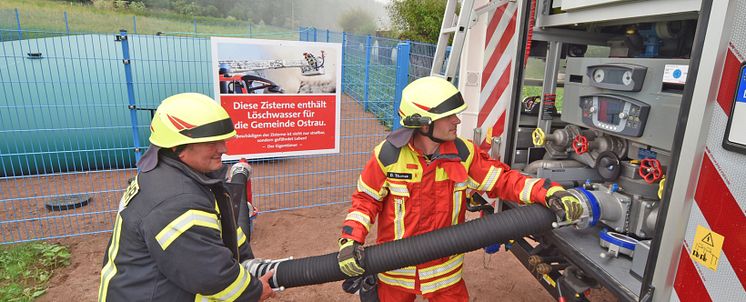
(211, 37, 342, 160)
(214, 37, 339, 95)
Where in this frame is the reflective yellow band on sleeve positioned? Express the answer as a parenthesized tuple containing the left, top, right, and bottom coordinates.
(236, 227, 247, 247)
(345, 211, 372, 232)
(520, 178, 542, 204)
(156, 210, 221, 250)
(481, 166, 502, 192)
(467, 167, 502, 192)
(357, 177, 384, 201)
(195, 264, 251, 301)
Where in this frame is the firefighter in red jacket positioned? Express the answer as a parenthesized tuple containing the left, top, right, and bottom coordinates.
(336, 76, 583, 302)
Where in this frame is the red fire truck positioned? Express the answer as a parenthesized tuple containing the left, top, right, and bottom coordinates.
(434, 0, 746, 300)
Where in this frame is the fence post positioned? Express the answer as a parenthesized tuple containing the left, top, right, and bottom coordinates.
(393, 40, 411, 130)
(118, 30, 143, 163)
(326, 29, 329, 42)
(133, 16, 137, 34)
(363, 34, 372, 111)
(341, 32, 346, 93)
(15, 8, 22, 40)
(193, 18, 197, 35)
(313, 27, 317, 42)
(248, 24, 252, 38)
(298, 26, 303, 41)
(62, 11, 70, 35)
(64, 12, 70, 34)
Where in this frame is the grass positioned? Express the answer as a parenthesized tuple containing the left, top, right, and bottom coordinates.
(522, 57, 564, 111)
(0, 242, 71, 302)
(0, 0, 292, 38)
(522, 86, 564, 112)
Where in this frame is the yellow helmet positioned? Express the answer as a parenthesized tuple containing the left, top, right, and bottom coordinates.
(149, 93, 236, 148)
(399, 76, 467, 128)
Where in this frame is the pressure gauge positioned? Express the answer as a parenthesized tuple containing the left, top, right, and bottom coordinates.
(622, 70, 633, 86)
(593, 69, 605, 83)
(586, 64, 647, 91)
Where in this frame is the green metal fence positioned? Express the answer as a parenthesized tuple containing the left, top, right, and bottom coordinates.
(0, 10, 437, 244)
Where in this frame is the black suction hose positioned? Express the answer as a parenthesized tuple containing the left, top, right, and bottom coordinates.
(226, 160, 255, 258)
(271, 204, 555, 288)
(226, 161, 556, 289)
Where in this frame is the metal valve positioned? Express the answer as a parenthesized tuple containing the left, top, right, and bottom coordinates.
(532, 128, 546, 146)
(572, 135, 589, 154)
(639, 158, 663, 184)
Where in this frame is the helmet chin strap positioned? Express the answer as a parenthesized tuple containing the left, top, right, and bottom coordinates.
(419, 125, 445, 144)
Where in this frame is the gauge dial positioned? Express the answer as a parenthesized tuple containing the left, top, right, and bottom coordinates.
(622, 70, 633, 86)
(593, 69, 605, 83)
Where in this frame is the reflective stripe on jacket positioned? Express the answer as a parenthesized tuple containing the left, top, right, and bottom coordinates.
(98, 156, 262, 302)
(342, 137, 551, 294)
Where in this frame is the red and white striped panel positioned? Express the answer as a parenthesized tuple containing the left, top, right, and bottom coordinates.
(478, 1, 518, 150)
(672, 5, 746, 299)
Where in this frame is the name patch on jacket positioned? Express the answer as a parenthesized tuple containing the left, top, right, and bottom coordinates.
(387, 172, 412, 180)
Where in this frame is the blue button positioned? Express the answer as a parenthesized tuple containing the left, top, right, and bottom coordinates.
(673, 69, 682, 78)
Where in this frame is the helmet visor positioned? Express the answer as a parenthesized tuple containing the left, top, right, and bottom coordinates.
(180, 117, 235, 139)
(429, 92, 465, 114)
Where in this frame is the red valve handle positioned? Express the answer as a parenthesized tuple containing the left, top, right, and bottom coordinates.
(639, 158, 663, 184)
(572, 135, 589, 155)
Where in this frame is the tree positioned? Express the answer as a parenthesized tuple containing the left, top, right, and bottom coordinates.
(170, 0, 220, 18)
(338, 8, 377, 34)
(388, 0, 446, 43)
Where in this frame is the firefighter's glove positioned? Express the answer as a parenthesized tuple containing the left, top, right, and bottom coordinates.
(547, 190, 583, 222)
(338, 238, 365, 277)
(242, 258, 290, 289)
(342, 275, 379, 301)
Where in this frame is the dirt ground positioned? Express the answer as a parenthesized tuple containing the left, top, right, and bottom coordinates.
(39, 204, 617, 302)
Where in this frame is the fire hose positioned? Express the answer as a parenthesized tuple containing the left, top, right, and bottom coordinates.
(250, 204, 554, 289)
(227, 161, 556, 289)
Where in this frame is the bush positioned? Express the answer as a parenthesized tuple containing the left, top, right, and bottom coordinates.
(0, 242, 71, 302)
(92, 0, 114, 10)
(129, 1, 146, 12)
(339, 8, 377, 34)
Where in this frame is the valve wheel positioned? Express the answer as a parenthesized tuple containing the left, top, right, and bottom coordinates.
(639, 158, 663, 184)
(572, 135, 589, 154)
(532, 128, 545, 146)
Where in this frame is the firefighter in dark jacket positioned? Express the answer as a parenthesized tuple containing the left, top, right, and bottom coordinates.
(98, 93, 274, 301)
